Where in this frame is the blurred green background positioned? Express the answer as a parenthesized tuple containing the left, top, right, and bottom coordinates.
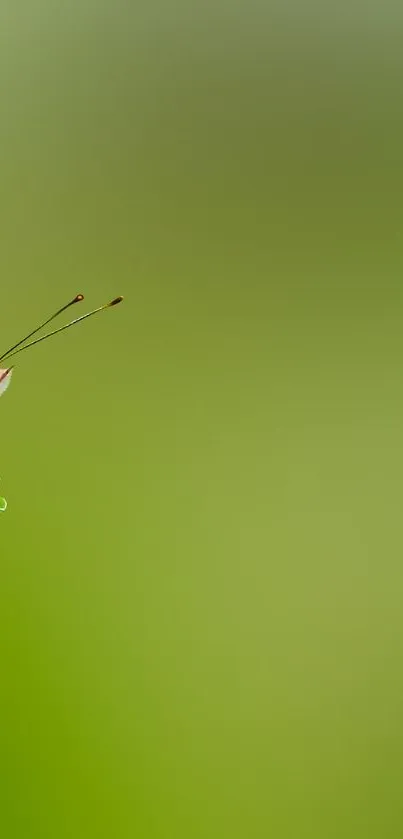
(1, 2, 403, 836)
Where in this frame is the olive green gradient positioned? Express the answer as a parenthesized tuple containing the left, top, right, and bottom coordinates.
(1, 3, 403, 837)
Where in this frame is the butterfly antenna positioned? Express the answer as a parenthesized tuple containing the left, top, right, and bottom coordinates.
(1, 296, 123, 362)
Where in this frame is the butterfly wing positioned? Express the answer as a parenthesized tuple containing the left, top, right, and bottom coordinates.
(0, 368, 12, 396)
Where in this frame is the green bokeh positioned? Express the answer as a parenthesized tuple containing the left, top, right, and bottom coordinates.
(2, 3, 403, 836)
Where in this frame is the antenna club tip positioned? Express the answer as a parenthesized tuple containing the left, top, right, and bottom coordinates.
(110, 296, 124, 306)
(74, 294, 85, 303)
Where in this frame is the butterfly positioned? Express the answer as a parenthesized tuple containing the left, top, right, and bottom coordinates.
(0, 293, 123, 510)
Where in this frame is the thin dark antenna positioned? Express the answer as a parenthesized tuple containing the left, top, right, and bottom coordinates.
(0, 293, 84, 362)
(0, 295, 123, 363)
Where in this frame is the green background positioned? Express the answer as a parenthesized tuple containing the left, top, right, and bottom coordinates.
(1, 2, 403, 836)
